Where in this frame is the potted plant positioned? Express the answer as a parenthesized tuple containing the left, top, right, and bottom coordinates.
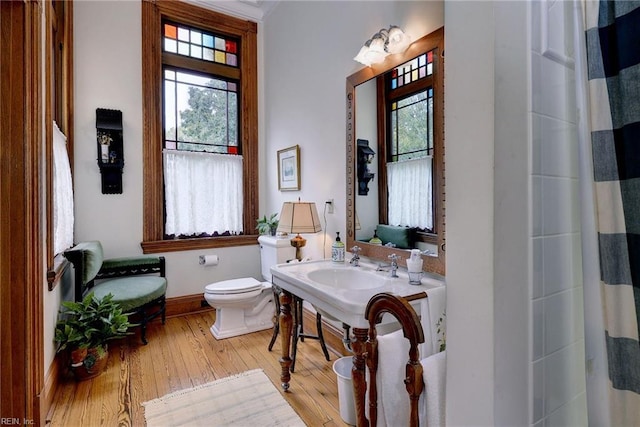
(55, 292, 132, 380)
(256, 213, 279, 236)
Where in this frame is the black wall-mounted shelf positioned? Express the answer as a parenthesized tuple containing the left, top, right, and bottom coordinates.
(96, 108, 124, 194)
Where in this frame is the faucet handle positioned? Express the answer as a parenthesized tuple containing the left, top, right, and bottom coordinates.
(350, 246, 361, 255)
(388, 253, 399, 262)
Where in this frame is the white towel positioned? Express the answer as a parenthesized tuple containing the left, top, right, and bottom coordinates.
(418, 351, 446, 427)
(419, 286, 446, 358)
(373, 286, 446, 426)
(375, 329, 410, 427)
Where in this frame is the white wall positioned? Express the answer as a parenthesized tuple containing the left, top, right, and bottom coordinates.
(73, 1, 262, 301)
(444, 2, 496, 424)
(530, 0, 587, 425)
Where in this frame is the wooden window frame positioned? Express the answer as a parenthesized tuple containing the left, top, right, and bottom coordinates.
(46, 0, 74, 290)
(141, 0, 259, 254)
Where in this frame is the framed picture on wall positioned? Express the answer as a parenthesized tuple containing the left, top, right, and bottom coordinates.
(277, 145, 300, 191)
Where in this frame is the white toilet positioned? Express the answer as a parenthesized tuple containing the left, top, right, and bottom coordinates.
(203, 235, 296, 339)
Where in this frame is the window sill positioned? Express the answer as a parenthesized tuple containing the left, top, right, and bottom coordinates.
(141, 234, 260, 254)
(47, 253, 71, 291)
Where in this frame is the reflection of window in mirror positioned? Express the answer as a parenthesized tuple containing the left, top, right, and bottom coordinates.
(46, 0, 74, 289)
(383, 52, 435, 236)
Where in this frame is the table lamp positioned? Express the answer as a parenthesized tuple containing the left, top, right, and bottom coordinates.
(276, 199, 322, 260)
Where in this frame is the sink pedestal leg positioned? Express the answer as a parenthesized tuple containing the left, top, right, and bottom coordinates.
(278, 290, 293, 391)
(352, 327, 369, 427)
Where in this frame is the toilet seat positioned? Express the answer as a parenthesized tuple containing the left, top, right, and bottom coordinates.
(204, 277, 266, 295)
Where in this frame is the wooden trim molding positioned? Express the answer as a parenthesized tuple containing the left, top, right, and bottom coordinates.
(164, 294, 213, 318)
(141, 0, 259, 254)
(0, 0, 45, 422)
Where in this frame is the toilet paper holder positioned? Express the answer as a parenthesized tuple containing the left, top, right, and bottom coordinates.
(199, 255, 219, 266)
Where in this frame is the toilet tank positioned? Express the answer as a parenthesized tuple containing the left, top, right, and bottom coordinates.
(258, 235, 296, 281)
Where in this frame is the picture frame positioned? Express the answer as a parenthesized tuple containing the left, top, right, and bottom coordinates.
(277, 145, 301, 191)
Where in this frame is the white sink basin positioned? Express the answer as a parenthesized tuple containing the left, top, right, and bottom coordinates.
(306, 268, 387, 290)
(270, 260, 445, 328)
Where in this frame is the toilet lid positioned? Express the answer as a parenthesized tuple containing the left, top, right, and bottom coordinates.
(204, 277, 264, 295)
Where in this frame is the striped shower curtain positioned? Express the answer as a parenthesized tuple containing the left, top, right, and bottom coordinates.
(584, 1, 640, 424)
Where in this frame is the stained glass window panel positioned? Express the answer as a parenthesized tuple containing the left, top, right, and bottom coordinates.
(389, 51, 435, 90)
(178, 27, 189, 41)
(163, 22, 239, 68)
(165, 24, 177, 39)
(203, 34, 214, 48)
(191, 45, 202, 59)
(164, 38, 177, 53)
(178, 42, 189, 56)
(190, 30, 201, 45)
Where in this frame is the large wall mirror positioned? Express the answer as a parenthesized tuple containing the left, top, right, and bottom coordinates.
(346, 27, 445, 275)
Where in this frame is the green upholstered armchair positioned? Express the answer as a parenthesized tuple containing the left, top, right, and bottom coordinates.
(64, 241, 167, 345)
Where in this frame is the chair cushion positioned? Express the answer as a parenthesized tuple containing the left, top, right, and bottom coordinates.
(65, 241, 104, 284)
(376, 224, 416, 249)
(91, 276, 167, 313)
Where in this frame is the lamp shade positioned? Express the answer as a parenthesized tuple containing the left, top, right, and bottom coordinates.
(386, 25, 412, 54)
(276, 201, 322, 235)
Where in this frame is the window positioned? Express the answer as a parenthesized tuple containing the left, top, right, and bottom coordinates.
(46, 0, 74, 288)
(142, 2, 258, 253)
(385, 51, 436, 233)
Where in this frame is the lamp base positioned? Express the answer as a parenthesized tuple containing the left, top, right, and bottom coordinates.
(290, 234, 307, 261)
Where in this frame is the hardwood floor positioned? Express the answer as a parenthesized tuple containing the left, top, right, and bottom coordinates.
(46, 310, 349, 426)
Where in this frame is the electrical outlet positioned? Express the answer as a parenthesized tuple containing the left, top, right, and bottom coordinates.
(326, 199, 334, 214)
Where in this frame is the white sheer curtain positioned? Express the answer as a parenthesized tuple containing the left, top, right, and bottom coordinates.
(53, 121, 74, 254)
(573, 1, 610, 424)
(387, 156, 432, 229)
(163, 149, 243, 236)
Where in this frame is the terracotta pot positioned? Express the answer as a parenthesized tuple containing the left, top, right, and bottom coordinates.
(70, 347, 88, 366)
(71, 345, 108, 381)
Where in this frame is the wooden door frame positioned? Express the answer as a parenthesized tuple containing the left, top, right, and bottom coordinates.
(0, 0, 45, 423)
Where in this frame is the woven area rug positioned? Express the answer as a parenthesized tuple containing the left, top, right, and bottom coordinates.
(142, 369, 304, 426)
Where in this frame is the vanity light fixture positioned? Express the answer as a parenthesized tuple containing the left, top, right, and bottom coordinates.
(354, 25, 412, 66)
(276, 198, 322, 260)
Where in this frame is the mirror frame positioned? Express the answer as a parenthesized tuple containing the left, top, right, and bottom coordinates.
(346, 27, 445, 275)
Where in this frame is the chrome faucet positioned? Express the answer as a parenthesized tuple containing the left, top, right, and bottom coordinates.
(376, 262, 390, 271)
(388, 254, 399, 278)
(349, 246, 361, 267)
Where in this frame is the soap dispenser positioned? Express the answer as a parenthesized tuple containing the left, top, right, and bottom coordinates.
(332, 232, 345, 262)
(368, 229, 382, 245)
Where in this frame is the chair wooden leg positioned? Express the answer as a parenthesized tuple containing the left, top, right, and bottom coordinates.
(140, 309, 148, 345)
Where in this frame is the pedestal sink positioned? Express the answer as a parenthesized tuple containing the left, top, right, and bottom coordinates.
(269, 258, 446, 420)
(271, 259, 444, 332)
